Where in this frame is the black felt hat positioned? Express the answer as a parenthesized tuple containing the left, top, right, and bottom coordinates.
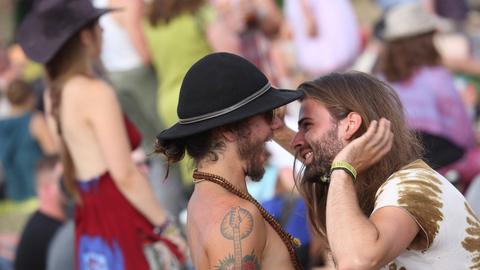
(157, 52, 303, 140)
(17, 0, 114, 64)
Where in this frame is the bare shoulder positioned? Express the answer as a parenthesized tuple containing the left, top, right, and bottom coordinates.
(62, 76, 115, 107)
(216, 201, 267, 239)
(63, 76, 113, 101)
(200, 199, 267, 269)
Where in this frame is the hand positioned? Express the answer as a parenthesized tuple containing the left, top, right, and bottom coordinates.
(164, 233, 189, 259)
(333, 118, 393, 174)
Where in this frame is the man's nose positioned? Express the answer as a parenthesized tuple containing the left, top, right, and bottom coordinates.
(290, 132, 304, 150)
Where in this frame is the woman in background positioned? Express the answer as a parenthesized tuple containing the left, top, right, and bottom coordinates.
(378, 2, 480, 190)
(17, 0, 183, 269)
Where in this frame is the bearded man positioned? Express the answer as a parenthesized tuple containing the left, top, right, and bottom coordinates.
(277, 72, 480, 269)
(155, 52, 304, 270)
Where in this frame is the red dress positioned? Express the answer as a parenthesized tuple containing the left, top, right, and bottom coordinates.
(75, 117, 176, 270)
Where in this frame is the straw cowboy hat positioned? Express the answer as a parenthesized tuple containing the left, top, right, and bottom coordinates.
(157, 52, 303, 140)
(17, 0, 114, 64)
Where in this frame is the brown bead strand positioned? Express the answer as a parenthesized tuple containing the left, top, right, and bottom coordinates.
(193, 170, 303, 270)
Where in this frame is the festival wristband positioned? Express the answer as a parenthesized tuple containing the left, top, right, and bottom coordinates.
(330, 161, 357, 181)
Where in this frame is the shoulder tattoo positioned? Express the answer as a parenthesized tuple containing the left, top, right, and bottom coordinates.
(215, 207, 260, 270)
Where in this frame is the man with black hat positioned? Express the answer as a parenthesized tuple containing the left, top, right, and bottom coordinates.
(155, 52, 304, 269)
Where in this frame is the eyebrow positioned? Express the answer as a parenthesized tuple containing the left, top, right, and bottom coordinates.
(298, 117, 310, 126)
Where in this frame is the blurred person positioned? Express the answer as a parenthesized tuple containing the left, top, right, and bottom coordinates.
(155, 52, 304, 269)
(46, 219, 74, 270)
(14, 155, 64, 270)
(378, 2, 480, 190)
(144, 0, 224, 133)
(144, 0, 230, 192)
(17, 0, 185, 269)
(213, 0, 283, 83)
(423, 0, 469, 26)
(93, 0, 162, 150)
(283, 71, 479, 269)
(0, 46, 16, 118)
(0, 79, 56, 203)
(283, 0, 361, 78)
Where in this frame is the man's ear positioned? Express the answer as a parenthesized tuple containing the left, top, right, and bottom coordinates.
(79, 28, 94, 47)
(341, 112, 362, 141)
(218, 127, 236, 142)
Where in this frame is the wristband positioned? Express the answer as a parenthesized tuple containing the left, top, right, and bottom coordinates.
(330, 161, 357, 181)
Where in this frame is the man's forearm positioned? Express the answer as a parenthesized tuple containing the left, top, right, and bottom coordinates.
(326, 170, 380, 269)
(273, 125, 297, 157)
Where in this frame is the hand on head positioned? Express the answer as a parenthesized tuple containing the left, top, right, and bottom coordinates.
(333, 118, 393, 174)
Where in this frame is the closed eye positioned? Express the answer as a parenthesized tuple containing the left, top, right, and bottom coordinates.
(299, 122, 312, 132)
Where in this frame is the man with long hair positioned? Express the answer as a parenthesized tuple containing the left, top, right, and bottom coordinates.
(284, 71, 479, 269)
(155, 52, 304, 269)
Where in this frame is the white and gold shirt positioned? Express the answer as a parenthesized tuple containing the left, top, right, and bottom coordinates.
(373, 160, 480, 270)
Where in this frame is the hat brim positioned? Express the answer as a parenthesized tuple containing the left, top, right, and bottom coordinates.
(157, 88, 303, 140)
(17, 7, 116, 64)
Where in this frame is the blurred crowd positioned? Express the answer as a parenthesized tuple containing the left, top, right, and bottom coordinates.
(1, 0, 480, 269)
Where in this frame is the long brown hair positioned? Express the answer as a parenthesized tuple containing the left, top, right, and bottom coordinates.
(295, 72, 423, 236)
(379, 31, 441, 82)
(44, 22, 98, 201)
(148, 0, 204, 26)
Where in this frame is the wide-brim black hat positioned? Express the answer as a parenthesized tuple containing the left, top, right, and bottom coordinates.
(17, 0, 114, 64)
(157, 52, 303, 140)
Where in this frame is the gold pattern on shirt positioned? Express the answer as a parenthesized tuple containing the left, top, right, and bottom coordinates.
(381, 161, 444, 249)
(462, 202, 480, 269)
(388, 262, 407, 270)
(375, 160, 439, 203)
(398, 173, 443, 249)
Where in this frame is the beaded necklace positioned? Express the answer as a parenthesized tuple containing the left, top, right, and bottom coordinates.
(193, 170, 303, 270)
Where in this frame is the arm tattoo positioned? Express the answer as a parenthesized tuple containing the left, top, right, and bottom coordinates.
(215, 207, 260, 270)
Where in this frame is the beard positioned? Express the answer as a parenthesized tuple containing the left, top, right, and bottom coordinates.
(302, 126, 343, 184)
(237, 133, 269, 182)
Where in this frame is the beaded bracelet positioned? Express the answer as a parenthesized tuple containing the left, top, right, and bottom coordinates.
(153, 217, 172, 236)
(330, 161, 357, 181)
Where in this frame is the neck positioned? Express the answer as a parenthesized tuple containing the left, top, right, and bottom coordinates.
(38, 199, 65, 221)
(196, 152, 248, 193)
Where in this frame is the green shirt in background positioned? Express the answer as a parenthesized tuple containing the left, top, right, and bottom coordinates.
(144, 5, 214, 185)
(144, 5, 214, 128)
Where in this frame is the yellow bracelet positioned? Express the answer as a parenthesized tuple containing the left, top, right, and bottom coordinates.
(330, 161, 357, 181)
